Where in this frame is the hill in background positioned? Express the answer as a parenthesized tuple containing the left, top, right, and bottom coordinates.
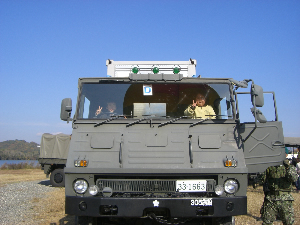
(0, 140, 40, 160)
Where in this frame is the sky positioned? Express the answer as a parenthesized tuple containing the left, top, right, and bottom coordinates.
(0, 0, 299, 144)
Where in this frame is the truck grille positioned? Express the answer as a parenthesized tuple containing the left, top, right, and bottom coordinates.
(96, 179, 215, 193)
(96, 179, 175, 193)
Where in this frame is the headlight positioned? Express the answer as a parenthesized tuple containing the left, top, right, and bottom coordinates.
(89, 185, 100, 196)
(224, 179, 239, 194)
(74, 179, 88, 194)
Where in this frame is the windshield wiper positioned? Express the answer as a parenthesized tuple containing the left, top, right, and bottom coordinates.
(158, 116, 187, 128)
(94, 118, 117, 127)
(126, 118, 147, 127)
(94, 115, 127, 127)
(189, 118, 209, 127)
(126, 114, 165, 127)
(189, 114, 233, 127)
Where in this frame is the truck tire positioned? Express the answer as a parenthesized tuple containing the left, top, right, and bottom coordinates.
(75, 216, 89, 225)
(75, 216, 101, 225)
(50, 168, 65, 187)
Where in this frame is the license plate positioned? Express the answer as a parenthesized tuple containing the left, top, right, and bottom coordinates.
(176, 180, 207, 192)
(191, 198, 212, 206)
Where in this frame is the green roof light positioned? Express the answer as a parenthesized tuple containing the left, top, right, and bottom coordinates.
(153, 67, 159, 74)
(173, 67, 180, 74)
(132, 67, 139, 74)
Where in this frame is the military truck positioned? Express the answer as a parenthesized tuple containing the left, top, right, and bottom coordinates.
(60, 59, 285, 224)
(38, 133, 70, 187)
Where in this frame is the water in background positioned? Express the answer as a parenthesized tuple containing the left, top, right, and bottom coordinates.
(0, 160, 39, 167)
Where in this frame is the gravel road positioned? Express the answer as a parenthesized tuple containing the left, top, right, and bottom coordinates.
(0, 179, 56, 225)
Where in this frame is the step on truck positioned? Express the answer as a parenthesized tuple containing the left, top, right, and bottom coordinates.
(38, 133, 70, 187)
(60, 59, 285, 225)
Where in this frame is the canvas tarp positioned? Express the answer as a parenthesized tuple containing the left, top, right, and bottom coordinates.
(40, 133, 70, 159)
(284, 137, 300, 147)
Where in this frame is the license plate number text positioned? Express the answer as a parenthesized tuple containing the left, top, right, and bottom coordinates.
(176, 180, 207, 192)
(191, 198, 212, 206)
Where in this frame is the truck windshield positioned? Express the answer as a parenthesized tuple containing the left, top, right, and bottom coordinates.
(77, 83, 233, 120)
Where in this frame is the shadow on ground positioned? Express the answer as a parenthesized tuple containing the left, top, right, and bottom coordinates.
(38, 180, 52, 186)
(48, 215, 75, 225)
(245, 213, 262, 221)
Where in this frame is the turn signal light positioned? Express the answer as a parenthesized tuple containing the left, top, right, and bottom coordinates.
(225, 160, 233, 167)
(74, 159, 89, 167)
(224, 157, 237, 167)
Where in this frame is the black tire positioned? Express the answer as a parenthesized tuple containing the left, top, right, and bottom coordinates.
(50, 168, 65, 187)
(75, 216, 103, 225)
(75, 216, 89, 225)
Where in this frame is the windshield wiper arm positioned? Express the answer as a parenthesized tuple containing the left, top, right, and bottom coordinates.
(94, 114, 130, 127)
(126, 118, 147, 127)
(94, 116, 121, 127)
(189, 114, 233, 127)
(190, 118, 209, 127)
(126, 114, 165, 127)
(158, 116, 187, 128)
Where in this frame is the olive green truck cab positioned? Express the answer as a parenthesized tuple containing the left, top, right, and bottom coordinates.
(61, 59, 285, 224)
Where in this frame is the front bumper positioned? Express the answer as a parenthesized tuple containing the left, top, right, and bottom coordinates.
(66, 196, 247, 218)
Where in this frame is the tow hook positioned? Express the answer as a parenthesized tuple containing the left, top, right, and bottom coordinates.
(100, 205, 118, 215)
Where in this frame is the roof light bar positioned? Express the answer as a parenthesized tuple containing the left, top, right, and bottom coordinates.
(106, 59, 197, 77)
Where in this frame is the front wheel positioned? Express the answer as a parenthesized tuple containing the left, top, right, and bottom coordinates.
(50, 168, 65, 187)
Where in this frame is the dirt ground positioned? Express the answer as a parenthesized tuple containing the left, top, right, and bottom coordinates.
(1, 169, 300, 224)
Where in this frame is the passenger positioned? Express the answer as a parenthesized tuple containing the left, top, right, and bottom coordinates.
(95, 102, 117, 119)
(184, 93, 215, 119)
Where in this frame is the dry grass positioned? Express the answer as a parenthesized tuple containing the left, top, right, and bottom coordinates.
(0, 168, 46, 187)
(33, 188, 75, 225)
(0, 162, 41, 170)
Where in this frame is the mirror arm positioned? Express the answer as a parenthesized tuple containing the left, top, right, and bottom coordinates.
(242, 91, 258, 143)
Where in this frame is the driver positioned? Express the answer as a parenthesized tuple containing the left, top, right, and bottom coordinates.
(184, 93, 215, 119)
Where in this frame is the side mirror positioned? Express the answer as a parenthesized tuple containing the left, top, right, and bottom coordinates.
(60, 98, 72, 122)
(251, 84, 264, 107)
(251, 107, 267, 123)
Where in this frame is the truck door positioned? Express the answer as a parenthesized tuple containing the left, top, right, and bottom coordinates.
(236, 84, 285, 173)
(240, 121, 285, 173)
